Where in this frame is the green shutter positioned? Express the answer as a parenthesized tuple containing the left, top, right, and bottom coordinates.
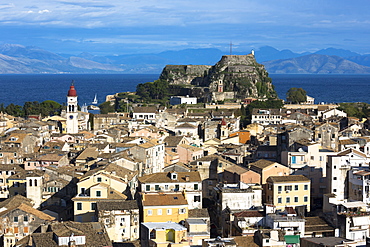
(284, 235, 300, 244)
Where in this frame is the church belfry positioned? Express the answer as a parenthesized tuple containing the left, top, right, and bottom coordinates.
(66, 81, 78, 134)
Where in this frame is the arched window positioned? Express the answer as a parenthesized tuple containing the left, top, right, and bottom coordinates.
(34, 179, 37, 186)
(29, 180, 32, 187)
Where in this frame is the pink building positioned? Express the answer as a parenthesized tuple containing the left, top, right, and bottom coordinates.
(177, 144, 204, 164)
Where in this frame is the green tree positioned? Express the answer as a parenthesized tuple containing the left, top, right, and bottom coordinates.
(286, 87, 307, 104)
(23, 101, 41, 116)
(5, 103, 23, 117)
(39, 100, 62, 116)
(99, 101, 115, 114)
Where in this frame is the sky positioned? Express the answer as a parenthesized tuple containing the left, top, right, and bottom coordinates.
(0, 0, 369, 56)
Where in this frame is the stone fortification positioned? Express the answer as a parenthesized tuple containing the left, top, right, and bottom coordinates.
(159, 65, 211, 85)
(159, 53, 277, 101)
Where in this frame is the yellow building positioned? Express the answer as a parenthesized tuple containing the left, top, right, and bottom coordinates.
(141, 222, 189, 247)
(266, 175, 311, 212)
(72, 163, 137, 222)
(140, 192, 188, 223)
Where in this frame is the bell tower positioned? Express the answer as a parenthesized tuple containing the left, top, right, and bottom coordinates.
(66, 81, 79, 134)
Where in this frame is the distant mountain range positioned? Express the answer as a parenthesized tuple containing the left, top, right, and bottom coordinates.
(0, 43, 369, 74)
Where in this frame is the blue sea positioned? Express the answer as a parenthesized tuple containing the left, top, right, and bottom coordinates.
(0, 74, 368, 106)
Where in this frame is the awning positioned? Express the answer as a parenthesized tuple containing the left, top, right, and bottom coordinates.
(342, 201, 367, 208)
(284, 235, 300, 244)
(352, 216, 370, 226)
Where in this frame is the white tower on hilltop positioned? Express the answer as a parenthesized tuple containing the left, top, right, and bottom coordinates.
(66, 81, 79, 134)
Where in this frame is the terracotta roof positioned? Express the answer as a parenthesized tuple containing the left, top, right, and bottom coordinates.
(17, 203, 55, 221)
(233, 210, 264, 218)
(178, 144, 203, 152)
(142, 193, 188, 206)
(164, 136, 186, 147)
(51, 221, 111, 246)
(176, 123, 197, 129)
(67, 84, 77, 97)
(139, 171, 201, 183)
(133, 106, 157, 113)
(249, 159, 277, 169)
(188, 208, 209, 218)
(233, 236, 259, 247)
(305, 216, 334, 233)
(76, 147, 99, 160)
(268, 175, 310, 183)
(337, 148, 367, 158)
(224, 165, 249, 174)
(96, 200, 138, 211)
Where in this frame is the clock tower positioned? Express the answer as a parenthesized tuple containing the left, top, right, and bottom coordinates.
(66, 81, 79, 134)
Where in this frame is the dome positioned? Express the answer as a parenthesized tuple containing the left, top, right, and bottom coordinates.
(67, 84, 77, 97)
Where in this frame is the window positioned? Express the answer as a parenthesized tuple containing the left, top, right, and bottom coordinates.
(24, 216, 28, 222)
(294, 185, 299, 190)
(167, 209, 172, 215)
(286, 197, 290, 203)
(164, 185, 169, 190)
(278, 197, 282, 204)
(333, 189, 337, 192)
(278, 186, 282, 192)
(147, 210, 153, 215)
(333, 177, 337, 180)
(179, 208, 186, 214)
(157, 209, 162, 215)
(294, 196, 298, 203)
(97, 177, 102, 182)
(14, 216, 18, 222)
(121, 218, 125, 222)
(175, 184, 179, 191)
(150, 230, 156, 239)
(285, 186, 292, 191)
(194, 195, 201, 202)
(96, 191, 101, 197)
(304, 196, 308, 202)
(77, 203, 82, 210)
(194, 184, 199, 190)
(304, 185, 308, 190)
(146, 185, 150, 191)
(155, 185, 160, 191)
(91, 203, 97, 210)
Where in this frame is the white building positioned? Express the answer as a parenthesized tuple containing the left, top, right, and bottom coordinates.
(327, 148, 369, 201)
(129, 138, 165, 175)
(170, 96, 197, 105)
(251, 109, 282, 125)
(97, 200, 140, 242)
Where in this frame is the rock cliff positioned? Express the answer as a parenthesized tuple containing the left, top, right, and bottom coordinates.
(159, 54, 277, 101)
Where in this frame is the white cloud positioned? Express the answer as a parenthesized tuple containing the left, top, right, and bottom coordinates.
(38, 9, 50, 14)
